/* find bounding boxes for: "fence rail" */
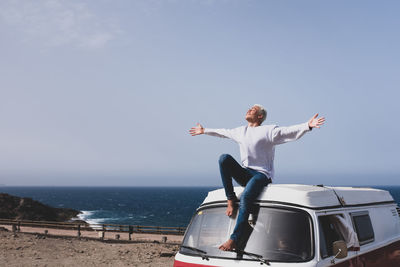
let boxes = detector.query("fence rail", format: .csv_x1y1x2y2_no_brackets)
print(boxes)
0,218,186,237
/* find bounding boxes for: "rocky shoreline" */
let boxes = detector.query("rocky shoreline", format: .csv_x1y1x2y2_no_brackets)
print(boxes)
0,193,80,222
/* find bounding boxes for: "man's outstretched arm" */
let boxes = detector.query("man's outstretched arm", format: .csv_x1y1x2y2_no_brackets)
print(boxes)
189,123,239,140
271,113,326,145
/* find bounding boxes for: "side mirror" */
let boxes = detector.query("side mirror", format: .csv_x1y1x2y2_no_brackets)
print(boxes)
331,240,348,264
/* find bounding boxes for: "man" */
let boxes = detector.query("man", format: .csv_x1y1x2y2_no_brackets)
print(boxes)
189,104,325,251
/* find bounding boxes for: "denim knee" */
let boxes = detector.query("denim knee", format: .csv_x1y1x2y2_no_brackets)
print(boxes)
218,154,233,166
241,192,255,205
241,174,268,203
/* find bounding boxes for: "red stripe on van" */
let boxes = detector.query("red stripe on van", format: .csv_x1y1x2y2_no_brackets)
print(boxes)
173,260,217,267
333,240,400,267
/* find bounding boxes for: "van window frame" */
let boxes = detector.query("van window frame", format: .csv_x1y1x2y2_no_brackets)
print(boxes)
350,211,374,246
181,204,315,263
256,204,316,263
317,213,346,259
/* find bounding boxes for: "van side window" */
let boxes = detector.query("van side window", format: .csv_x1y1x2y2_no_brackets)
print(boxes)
318,215,345,258
351,212,374,245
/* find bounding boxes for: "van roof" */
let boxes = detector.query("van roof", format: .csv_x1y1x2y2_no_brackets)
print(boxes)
201,184,394,209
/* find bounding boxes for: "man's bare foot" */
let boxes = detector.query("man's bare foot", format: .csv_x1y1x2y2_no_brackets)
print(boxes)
226,199,237,217
219,239,236,251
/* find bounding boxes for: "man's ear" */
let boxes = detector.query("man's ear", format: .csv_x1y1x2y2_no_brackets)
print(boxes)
257,115,263,124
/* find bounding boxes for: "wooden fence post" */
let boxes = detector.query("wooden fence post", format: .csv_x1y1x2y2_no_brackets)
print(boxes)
17,221,21,232
77,224,81,238
101,224,105,240
12,224,16,236
128,226,133,241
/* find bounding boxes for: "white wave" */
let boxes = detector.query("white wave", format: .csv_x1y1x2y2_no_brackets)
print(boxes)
85,218,106,229
76,210,95,221
73,210,135,229
72,210,102,228
85,216,123,228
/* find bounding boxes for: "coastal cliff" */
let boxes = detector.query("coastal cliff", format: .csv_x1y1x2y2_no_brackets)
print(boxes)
0,193,79,221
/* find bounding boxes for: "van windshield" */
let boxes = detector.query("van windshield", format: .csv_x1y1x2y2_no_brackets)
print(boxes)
181,206,313,262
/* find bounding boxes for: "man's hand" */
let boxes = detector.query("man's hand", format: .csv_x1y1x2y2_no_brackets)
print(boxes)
308,114,325,129
189,123,204,136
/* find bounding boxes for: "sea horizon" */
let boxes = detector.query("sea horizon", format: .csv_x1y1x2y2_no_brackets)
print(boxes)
1,172,398,187
1,184,400,187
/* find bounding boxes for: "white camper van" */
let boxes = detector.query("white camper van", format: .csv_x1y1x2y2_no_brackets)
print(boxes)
174,184,400,267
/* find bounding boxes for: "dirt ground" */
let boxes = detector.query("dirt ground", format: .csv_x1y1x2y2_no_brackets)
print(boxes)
0,228,180,267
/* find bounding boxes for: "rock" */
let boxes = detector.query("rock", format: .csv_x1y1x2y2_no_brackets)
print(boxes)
0,193,79,222
160,252,175,257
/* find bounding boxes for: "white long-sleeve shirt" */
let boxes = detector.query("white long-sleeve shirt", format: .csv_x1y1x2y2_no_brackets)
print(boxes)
204,122,311,179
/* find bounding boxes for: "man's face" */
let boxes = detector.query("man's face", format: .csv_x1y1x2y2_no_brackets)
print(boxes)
245,106,261,122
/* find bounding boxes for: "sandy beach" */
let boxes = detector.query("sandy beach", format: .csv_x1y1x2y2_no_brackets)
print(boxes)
0,226,181,267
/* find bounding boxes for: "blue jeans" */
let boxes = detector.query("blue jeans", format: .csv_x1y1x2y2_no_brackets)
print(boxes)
219,154,271,244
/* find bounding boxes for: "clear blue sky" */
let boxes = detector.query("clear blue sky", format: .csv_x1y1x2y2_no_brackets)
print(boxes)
0,0,399,186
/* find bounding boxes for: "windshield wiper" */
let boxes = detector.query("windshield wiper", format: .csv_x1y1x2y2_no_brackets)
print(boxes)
234,249,270,265
180,245,209,261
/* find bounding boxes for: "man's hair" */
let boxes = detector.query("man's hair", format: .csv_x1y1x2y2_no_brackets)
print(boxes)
254,104,267,124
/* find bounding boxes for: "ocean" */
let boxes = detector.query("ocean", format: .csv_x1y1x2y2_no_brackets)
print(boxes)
0,186,217,227
1,186,400,227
